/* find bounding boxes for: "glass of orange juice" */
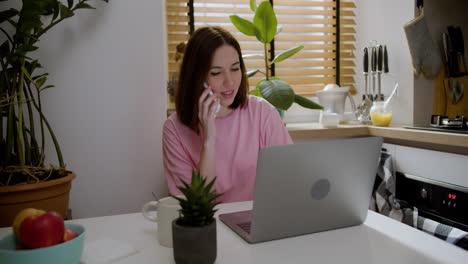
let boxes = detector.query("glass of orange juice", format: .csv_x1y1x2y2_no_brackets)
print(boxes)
370,101,392,126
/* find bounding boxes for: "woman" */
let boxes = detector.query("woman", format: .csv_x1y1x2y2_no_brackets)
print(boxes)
163,26,292,203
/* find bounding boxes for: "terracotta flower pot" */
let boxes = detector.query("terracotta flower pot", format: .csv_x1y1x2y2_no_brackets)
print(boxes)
0,172,76,227
172,218,217,264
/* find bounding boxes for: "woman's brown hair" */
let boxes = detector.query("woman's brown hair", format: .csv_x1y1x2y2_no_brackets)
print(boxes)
175,26,249,133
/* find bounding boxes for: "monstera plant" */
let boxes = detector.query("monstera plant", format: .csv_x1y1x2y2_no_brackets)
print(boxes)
230,0,323,111
0,0,108,227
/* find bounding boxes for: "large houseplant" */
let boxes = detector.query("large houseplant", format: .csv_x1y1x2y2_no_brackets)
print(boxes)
230,0,323,111
0,0,108,227
172,170,223,264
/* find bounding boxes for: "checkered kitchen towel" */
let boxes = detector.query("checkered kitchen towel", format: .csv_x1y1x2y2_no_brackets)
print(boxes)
369,150,468,248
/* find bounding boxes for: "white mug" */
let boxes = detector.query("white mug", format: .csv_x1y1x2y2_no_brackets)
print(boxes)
142,196,181,247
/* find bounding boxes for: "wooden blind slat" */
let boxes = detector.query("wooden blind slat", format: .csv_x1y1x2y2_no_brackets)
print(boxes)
168,42,355,52
275,68,355,76
248,76,355,86
170,0,355,8
193,7,353,17
199,25,354,34
168,60,357,69
274,34,355,42
167,15,190,23
168,25,190,32
195,16,355,26
167,6,189,13
243,60,355,68
243,51,355,60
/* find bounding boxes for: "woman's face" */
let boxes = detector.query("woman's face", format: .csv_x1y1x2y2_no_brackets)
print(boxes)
205,44,242,108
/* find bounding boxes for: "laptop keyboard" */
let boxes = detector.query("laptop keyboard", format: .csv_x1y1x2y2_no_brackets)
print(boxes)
237,222,251,233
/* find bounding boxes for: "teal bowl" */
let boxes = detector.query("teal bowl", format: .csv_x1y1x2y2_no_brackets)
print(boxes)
0,223,85,264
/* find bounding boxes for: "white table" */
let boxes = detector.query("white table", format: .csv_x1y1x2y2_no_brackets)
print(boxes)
1,201,467,263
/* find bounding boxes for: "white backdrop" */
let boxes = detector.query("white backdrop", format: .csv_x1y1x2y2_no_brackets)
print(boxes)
32,0,168,218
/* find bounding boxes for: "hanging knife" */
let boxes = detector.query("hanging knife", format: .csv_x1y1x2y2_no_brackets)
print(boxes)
363,47,369,100
371,47,377,100
377,45,383,101
383,45,389,74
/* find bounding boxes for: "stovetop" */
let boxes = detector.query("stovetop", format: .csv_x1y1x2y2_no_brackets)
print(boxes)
404,115,468,134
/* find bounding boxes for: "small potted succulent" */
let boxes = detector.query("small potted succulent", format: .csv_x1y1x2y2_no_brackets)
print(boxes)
171,169,223,264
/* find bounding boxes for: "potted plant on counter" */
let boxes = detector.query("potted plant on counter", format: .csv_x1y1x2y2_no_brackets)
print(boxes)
0,0,108,227
172,170,223,264
229,0,323,113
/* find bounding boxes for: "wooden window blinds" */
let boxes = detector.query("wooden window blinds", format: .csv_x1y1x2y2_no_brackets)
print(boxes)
166,0,356,105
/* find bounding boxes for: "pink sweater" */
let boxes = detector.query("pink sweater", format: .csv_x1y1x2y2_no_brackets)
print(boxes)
163,96,293,203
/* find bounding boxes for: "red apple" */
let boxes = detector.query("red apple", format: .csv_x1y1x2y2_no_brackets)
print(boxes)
12,208,46,238
63,227,78,242
18,211,65,249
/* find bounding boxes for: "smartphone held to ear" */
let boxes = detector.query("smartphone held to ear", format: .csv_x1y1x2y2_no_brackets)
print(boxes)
204,82,221,117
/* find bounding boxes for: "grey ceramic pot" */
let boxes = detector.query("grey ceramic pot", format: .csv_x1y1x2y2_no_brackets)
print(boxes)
172,218,217,264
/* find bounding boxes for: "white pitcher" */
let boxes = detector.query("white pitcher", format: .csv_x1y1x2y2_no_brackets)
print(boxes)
316,84,356,122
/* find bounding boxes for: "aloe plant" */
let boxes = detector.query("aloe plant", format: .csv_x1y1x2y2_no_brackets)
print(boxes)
172,170,223,227
230,0,323,111
0,0,108,185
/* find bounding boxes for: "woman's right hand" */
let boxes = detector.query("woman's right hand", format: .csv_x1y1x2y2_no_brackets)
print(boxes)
198,86,219,144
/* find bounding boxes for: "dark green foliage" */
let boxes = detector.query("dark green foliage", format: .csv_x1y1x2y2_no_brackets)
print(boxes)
173,170,223,227
0,0,108,185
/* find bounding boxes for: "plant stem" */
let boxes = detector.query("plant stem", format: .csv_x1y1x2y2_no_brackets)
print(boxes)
5,104,15,165
24,83,41,166
264,43,270,80
26,82,45,166
17,60,25,166
28,88,64,168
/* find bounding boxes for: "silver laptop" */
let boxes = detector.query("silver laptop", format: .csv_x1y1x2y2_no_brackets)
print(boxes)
219,136,383,243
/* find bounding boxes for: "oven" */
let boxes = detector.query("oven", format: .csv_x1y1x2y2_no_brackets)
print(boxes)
396,172,468,231
385,144,468,232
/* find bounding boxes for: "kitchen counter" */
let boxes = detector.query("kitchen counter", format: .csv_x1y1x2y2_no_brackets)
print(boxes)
287,123,468,154
1,201,466,263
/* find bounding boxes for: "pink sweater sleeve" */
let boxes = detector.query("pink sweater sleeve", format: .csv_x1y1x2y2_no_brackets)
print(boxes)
162,118,194,196
260,104,293,147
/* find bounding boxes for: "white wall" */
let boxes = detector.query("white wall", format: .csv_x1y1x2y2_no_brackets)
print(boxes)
354,0,414,125
35,0,168,218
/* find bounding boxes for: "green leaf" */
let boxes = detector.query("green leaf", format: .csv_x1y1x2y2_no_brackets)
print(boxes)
246,69,260,77
249,89,262,97
253,1,277,43
0,9,19,24
249,0,257,12
67,0,74,8
36,76,47,88
259,79,295,110
293,94,323,110
53,1,60,20
271,45,303,65
75,2,96,9
59,3,74,19
39,85,55,92
229,15,257,37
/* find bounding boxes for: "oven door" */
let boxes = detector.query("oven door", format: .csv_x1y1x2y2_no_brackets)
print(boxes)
396,171,468,231
385,144,468,231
